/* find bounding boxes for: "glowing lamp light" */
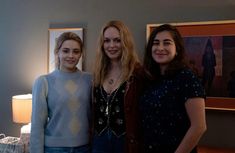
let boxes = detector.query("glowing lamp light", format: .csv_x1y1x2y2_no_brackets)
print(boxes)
12,94,32,124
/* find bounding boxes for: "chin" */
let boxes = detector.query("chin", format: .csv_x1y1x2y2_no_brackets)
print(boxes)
65,65,76,70
109,55,121,60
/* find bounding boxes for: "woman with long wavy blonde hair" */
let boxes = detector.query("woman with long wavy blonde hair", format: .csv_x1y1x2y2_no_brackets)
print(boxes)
92,20,144,153
93,20,139,86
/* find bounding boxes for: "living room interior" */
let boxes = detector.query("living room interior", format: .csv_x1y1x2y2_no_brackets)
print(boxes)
1,0,235,152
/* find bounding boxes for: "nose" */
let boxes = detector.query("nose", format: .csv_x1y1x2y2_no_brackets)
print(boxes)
110,40,115,47
68,51,74,57
157,42,164,51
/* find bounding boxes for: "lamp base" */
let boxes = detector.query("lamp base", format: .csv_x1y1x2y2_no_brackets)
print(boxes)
19,123,31,153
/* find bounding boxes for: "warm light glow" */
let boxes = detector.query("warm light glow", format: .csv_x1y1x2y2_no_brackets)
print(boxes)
12,94,32,123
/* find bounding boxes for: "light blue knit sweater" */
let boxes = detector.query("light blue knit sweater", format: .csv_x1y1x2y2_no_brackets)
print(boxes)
30,69,92,153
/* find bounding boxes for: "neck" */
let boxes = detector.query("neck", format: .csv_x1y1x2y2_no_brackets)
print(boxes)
109,60,121,70
60,67,78,73
160,64,168,75
102,62,122,94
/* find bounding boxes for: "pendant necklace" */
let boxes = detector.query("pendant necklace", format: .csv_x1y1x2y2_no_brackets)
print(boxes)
108,79,114,85
108,72,121,86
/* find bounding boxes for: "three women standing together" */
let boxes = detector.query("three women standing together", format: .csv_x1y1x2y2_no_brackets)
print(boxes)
30,21,206,153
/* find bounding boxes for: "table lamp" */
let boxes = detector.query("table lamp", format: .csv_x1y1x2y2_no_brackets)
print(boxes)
12,94,32,124
12,94,32,151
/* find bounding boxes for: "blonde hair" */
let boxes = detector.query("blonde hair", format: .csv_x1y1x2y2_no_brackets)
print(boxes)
54,32,83,69
93,20,139,86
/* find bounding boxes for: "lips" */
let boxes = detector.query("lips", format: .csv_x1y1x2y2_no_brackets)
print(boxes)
108,50,119,54
66,60,76,64
156,53,167,55
155,52,167,57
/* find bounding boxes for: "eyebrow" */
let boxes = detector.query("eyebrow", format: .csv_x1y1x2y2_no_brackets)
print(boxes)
62,47,80,50
104,37,120,39
153,39,174,42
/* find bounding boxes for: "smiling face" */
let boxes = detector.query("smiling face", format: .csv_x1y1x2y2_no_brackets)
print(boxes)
103,26,122,61
151,31,177,70
58,40,82,72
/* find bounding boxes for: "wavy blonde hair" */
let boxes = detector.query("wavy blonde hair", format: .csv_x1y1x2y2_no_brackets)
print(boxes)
54,32,83,69
93,20,139,86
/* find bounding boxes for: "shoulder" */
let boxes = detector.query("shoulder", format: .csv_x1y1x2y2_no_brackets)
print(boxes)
171,68,203,89
132,63,152,83
81,71,92,76
80,71,93,83
132,63,145,79
81,71,92,79
177,68,205,96
42,70,59,80
174,68,201,85
178,67,198,80
36,71,59,83
34,74,48,84
33,74,49,91
175,69,203,94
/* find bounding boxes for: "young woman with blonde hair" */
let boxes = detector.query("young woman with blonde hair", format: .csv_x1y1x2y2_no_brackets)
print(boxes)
30,32,92,153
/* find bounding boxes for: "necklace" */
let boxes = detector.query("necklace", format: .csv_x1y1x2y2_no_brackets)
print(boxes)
100,85,121,116
108,79,114,85
106,72,122,93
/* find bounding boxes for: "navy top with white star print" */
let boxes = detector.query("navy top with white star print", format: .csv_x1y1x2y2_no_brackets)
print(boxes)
140,68,205,153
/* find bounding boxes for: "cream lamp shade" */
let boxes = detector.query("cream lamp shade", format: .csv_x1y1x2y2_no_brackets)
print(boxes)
12,94,32,123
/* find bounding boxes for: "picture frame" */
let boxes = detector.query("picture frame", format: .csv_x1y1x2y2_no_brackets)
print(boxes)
48,28,83,73
146,20,235,111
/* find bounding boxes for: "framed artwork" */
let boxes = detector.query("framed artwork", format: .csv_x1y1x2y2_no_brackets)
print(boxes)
48,28,83,73
146,20,235,111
